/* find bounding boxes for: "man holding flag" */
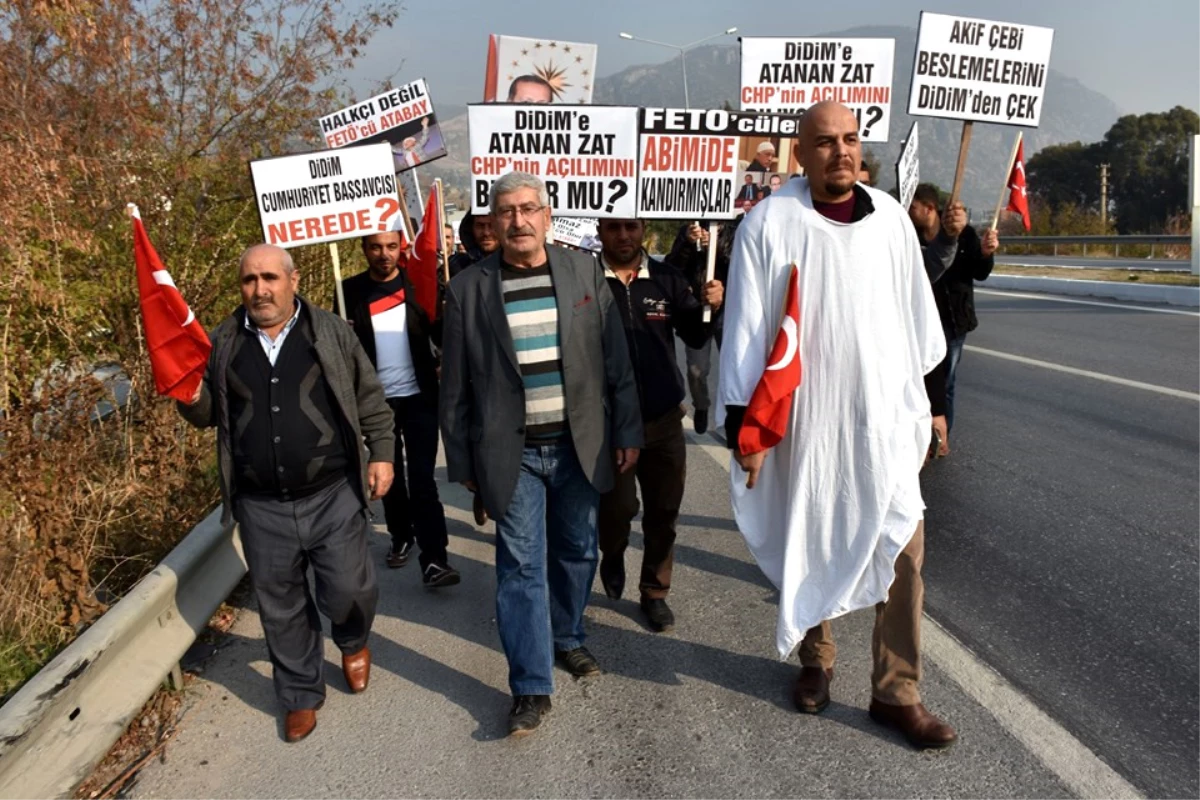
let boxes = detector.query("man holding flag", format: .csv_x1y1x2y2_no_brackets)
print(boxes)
718,102,954,749
177,243,395,743
908,183,999,434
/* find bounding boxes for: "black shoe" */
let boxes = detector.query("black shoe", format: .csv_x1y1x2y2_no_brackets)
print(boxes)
599,557,625,600
422,562,461,588
555,646,601,677
640,598,675,632
694,408,709,435
508,694,551,737
472,492,489,526
386,541,412,569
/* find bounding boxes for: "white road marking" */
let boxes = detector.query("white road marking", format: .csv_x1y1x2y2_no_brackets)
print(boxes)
686,425,1143,800
976,288,1200,317
965,345,1200,401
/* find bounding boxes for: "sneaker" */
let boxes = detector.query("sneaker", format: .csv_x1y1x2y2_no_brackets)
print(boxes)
422,561,461,588
640,598,675,632
386,541,412,569
472,492,489,526
554,646,601,677
508,694,551,737
693,408,709,435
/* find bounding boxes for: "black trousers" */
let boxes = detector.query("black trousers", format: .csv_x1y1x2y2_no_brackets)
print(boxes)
234,477,377,711
382,393,449,568
598,407,687,600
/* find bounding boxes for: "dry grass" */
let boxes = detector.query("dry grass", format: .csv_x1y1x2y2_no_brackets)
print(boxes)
0,362,219,702
994,264,1199,286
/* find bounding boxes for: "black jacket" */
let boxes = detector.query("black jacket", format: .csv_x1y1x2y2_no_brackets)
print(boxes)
337,268,442,400
922,224,994,339
449,211,492,278
604,254,712,422
664,217,739,309
176,297,395,525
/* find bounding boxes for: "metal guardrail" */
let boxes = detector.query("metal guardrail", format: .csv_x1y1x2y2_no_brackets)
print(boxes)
999,234,1190,258
0,509,245,799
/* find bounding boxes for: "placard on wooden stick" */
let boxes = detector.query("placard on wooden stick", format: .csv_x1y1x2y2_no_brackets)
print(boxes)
906,11,1054,208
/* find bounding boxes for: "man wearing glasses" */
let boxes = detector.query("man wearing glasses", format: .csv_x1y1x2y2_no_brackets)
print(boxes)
439,172,641,737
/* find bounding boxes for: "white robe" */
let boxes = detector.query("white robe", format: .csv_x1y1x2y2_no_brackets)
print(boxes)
716,177,946,659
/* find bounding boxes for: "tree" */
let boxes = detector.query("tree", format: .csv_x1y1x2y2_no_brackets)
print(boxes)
1101,106,1199,233
0,0,400,696
1026,141,1103,211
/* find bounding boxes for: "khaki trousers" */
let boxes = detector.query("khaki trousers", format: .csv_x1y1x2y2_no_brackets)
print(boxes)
797,521,925,706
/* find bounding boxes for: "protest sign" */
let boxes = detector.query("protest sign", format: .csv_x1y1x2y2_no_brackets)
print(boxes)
318,78,447,171
483,35,599,103
740,37,895,140
639,108,804,219
249,142,403,248
468,104,639,217
907,12,1054,127
895,121,920,211
551,217,601,252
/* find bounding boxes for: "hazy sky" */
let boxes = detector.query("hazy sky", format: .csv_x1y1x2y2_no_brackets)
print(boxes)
346,0,1198,120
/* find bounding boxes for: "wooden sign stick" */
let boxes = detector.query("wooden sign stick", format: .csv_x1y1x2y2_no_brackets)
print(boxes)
947,121,974,210
329,243,347,321
702,222,719,324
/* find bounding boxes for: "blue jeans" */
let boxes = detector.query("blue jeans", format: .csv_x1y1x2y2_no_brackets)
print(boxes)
944,332,967,431
494,439,600,696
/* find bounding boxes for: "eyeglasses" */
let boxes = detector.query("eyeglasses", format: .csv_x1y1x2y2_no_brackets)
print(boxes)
494,203,545,221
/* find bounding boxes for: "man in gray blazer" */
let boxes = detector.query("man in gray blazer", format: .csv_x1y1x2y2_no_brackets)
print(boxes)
440,172,642,737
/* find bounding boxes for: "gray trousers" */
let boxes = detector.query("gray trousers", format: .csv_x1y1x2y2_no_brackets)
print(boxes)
234,477,378,711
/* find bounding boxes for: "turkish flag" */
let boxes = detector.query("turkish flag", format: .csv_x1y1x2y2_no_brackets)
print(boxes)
131,204,211,402
406,185,443,321
1006,140,1031,231
738,264,802,455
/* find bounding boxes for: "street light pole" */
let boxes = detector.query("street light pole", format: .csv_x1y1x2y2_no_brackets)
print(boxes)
618,27,737,110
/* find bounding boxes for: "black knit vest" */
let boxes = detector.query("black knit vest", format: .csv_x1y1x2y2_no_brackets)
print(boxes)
227,316,351,497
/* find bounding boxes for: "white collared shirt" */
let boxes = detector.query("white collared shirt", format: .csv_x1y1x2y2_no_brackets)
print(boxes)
601,251,649,284
244,300,301,367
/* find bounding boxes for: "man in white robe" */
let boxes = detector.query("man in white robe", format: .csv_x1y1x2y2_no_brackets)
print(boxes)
717,102,955,749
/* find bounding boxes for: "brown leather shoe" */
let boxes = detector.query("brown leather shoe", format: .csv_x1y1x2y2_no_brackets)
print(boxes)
792,666,833,714
284,709,317,743
342,647,371,694
868,699,957,749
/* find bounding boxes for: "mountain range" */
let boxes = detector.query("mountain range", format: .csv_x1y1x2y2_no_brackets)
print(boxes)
421,25,1123,219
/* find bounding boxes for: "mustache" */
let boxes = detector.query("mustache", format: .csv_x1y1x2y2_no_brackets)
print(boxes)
506,224,535,237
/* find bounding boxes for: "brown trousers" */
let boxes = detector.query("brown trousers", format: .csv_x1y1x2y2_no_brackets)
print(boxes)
598,407,687,600
797,521,925,706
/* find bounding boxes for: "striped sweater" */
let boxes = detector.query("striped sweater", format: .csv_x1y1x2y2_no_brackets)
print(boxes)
501,262,566,440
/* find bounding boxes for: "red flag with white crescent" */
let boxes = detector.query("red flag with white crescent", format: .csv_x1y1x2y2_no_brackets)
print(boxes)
130,204,212,402
1006,140,1031,231
738,264,801,455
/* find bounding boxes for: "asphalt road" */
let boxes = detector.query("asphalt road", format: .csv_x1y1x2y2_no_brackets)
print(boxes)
920,292,1199,799
129,288,1196,799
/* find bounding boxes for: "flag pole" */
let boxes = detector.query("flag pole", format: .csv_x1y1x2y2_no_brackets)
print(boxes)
702,222,719,324
990,131,1024,232
329,243,347,321
434,177,449,284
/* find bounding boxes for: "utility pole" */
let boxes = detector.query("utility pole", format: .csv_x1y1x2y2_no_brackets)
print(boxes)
1100,162,1110,230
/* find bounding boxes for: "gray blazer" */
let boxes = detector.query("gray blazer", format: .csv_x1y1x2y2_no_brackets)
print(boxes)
440,244,642,518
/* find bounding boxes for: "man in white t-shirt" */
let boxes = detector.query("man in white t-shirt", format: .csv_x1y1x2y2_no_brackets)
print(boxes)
338,231,460,587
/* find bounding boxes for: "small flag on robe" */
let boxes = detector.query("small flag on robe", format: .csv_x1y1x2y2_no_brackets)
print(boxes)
130,204,211,402
738,264,802,455
1006,140,1031,231
406,185,443,321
